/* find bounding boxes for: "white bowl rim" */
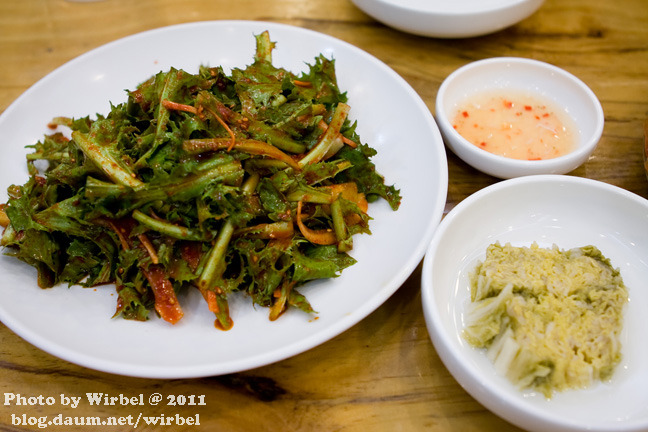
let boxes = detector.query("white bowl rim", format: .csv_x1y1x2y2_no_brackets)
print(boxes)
435,57,604,174
358,0,541,17
422,174,648,432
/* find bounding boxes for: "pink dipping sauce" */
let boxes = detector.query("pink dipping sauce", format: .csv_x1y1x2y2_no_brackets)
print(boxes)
452,91,577,161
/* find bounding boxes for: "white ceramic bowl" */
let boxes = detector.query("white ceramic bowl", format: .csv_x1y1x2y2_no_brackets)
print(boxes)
350,0,545,38
421,175,648,432
435,57,604,179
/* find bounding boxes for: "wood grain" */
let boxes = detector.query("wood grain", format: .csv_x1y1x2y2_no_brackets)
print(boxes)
1,0,647,430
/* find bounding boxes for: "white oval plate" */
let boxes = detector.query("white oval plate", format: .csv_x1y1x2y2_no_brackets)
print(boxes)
422,175,648,432
0,21,448,378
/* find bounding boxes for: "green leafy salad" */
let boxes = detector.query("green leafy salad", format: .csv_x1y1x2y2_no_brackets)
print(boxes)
0,31,400,330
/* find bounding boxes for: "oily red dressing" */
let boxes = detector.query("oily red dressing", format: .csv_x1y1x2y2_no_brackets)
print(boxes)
452,91,577,161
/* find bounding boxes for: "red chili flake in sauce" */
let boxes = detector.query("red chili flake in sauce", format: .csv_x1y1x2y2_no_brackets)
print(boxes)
452,91,577,161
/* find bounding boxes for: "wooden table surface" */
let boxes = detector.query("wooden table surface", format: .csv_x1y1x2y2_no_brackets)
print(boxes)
1,1,647,431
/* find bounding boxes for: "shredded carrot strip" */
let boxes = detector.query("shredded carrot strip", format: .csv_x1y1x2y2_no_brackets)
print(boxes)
142,265,184,324
204,106,236,151
341,136,358,148
317,119,357,148
293,80,312,87
161,99,198,114
137,233,159,264
201,289,220,313
296,201,336,245
107,220,131,250
317,119,327,132
184,137,301,170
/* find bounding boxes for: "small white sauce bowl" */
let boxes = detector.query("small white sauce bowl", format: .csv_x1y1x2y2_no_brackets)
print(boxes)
435,57,604,179
350,0,545,39
421,175,648,432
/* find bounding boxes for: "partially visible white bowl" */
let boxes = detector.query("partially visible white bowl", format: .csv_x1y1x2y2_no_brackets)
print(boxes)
435,57,604,179
421,175,648,432
350,0,545,38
